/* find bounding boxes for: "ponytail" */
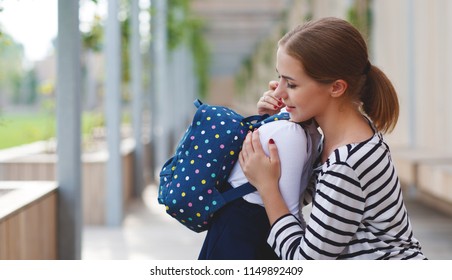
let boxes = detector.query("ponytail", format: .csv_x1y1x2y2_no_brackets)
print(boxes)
361,65,399,134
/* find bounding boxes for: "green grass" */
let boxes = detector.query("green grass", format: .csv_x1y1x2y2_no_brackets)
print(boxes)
0,112,109,150
0,113,54,149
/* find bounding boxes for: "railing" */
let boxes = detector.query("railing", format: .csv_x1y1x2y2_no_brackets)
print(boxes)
0,139,137,225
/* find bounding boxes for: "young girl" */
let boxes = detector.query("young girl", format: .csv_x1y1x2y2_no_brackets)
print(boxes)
198,97,321,260
239,17,427,260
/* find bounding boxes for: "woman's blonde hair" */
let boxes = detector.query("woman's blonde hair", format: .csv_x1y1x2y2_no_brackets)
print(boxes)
279,17,399,133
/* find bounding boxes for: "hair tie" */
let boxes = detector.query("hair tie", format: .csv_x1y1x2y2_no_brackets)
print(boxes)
363,60,371,75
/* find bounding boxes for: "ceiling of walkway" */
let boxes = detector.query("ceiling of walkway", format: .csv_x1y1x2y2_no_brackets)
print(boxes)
191,0,291,77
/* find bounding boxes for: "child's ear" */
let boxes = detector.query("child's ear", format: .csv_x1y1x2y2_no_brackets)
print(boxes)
330,79,348,98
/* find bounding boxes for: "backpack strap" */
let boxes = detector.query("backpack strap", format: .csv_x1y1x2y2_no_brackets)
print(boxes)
251,112,290,129
221,182,257,204
242,114,270,124
194,99,290,129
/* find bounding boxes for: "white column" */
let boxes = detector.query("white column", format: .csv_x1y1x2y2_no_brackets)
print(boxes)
130,0,144,195
149,1,157,182
57,0,82,259
182,45,197,129
171,46,185,137
153,0,170,174
446,0,452,152
105,0,123,226
186,46,197,119
406,0,417,148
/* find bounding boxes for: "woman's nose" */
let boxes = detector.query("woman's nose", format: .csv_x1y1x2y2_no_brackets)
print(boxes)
273,82,285,99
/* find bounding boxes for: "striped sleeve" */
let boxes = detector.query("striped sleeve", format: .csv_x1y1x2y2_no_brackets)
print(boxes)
268,162,365,259
267,214,307,259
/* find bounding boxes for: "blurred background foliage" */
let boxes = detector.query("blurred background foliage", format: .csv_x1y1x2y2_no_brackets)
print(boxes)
0,0,209,149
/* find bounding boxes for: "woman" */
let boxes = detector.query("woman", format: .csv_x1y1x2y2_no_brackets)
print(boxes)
239,17,427,260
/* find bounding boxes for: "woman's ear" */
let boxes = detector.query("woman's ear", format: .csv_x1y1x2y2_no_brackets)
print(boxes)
330,79,348,98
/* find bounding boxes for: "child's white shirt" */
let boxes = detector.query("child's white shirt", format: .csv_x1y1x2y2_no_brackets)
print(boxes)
228,119,311,216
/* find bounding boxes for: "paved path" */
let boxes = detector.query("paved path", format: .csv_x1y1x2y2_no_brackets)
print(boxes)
82,185,205,260
82,186,452,260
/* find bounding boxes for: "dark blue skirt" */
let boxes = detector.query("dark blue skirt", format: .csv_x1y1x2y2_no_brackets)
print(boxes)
198,197,279,260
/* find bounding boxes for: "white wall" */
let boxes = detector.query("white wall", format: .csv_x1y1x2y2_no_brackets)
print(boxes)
373,0,452,153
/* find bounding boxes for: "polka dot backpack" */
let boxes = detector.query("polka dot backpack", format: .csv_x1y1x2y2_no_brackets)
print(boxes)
158,99,289,232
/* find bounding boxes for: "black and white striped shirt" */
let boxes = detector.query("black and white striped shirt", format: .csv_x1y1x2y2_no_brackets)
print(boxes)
268,132,427,260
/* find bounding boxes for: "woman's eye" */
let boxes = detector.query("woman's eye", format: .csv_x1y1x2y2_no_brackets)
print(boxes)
277,74,296,88
287,82,296,89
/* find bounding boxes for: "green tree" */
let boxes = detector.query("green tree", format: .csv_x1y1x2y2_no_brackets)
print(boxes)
347,0,373,42
167,0,210,98
0,32,25,109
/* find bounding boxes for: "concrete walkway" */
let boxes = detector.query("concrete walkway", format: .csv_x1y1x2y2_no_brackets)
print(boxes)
82,185,206,260
82,185,452,260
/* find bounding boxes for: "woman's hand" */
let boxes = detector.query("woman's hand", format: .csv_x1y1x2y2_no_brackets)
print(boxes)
239,130,290,224
257,81,285,115
239,130,281,192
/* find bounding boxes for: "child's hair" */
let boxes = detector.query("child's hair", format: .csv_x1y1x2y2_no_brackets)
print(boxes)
278,17,399,133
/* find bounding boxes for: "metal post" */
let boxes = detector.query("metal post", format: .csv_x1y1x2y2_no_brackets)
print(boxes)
57,0,82,259
130,0,144,195
105,0,123,226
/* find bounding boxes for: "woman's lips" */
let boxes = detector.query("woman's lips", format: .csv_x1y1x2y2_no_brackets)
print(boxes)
285,105,295,112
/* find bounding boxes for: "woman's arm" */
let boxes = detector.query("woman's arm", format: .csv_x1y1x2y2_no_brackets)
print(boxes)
269,162,365,260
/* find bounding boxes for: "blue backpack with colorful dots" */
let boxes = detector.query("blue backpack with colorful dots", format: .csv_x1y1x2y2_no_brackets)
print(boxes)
158,99,289,232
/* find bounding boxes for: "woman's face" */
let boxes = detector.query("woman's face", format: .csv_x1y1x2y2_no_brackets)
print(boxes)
274,46,332,123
